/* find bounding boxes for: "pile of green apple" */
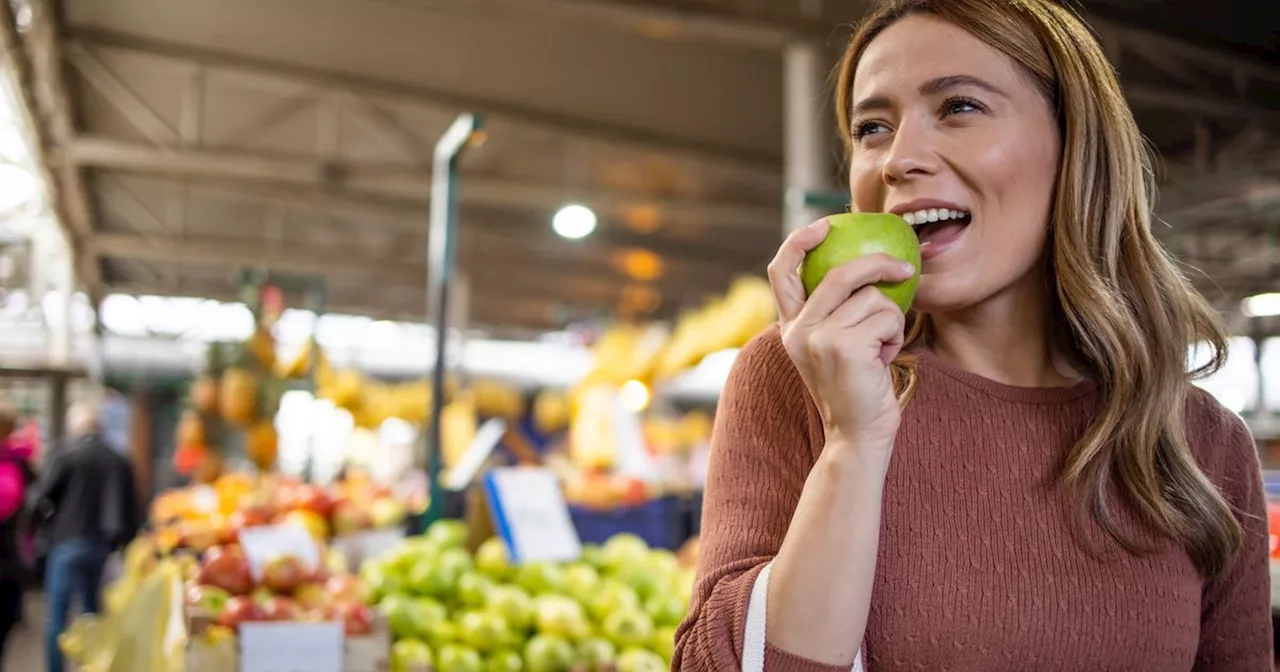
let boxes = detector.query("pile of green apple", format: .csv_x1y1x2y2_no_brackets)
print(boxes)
360,520,695,672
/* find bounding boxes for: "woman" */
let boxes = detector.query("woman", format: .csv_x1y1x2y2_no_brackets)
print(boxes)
673,0,1271,670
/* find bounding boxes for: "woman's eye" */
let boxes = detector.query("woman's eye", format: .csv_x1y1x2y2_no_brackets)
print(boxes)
853,121,888,139
942,97,982,116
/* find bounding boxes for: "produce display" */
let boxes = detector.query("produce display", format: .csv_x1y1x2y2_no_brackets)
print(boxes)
362,520,697,672
150,472,410,553
183,542,376,637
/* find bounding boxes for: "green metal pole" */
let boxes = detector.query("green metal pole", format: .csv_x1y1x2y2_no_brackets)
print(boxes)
422,113,485,530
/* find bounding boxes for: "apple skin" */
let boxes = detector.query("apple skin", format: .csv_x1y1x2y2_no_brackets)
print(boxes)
325,574,365,603
198,545,254,596
261,554,312,595
290,485,334,519
185,583,231,613
328,600,374,636
799,212,921,313
261,596,303,621
218,596,266,629
294,582,333,611
329,499,371,536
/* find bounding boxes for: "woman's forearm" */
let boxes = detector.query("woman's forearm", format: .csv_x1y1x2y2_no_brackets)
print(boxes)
766,442,891,666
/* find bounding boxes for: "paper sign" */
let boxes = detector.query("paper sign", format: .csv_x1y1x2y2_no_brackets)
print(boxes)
239,622,343,672
443,417,507,491
484,467,582,564
238,524,321,581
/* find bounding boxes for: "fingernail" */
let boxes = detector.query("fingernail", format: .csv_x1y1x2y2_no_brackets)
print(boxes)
899,261,915,274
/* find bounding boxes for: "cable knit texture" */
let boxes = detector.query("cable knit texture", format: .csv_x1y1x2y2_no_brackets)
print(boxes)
673,326,1272,671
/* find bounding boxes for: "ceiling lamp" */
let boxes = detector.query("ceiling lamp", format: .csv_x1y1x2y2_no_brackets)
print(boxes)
1242,293,1280,318
552,204,597,239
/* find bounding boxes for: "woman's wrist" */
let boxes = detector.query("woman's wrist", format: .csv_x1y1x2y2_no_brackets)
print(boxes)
818,438,893,482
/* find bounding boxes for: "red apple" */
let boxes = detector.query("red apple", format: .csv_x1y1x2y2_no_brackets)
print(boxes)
291,485,333,519
324,574,363,602
218,596,266,629
329,500,370,536
329,600,374,636
228,504,275,533
261,596,302,621
198,545,254,596
261,554,312,595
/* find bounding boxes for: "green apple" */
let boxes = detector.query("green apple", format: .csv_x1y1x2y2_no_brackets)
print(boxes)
534,595,590,640
615,648,667,672
436,644,484,672
486,585,536,631
523,635,576,672
799,212,921,313
577,637,617,668
391,639,434,672
485,649,525,672
457,572,496,609
650,625,677,663
475,538,512,580
561,563,601,603
601,608,654,649
458,610,512,653
425,519,470,549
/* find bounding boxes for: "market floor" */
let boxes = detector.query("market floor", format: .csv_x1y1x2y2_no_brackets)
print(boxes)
6,591,46,671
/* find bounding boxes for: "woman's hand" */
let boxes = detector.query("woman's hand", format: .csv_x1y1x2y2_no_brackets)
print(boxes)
767,218,913,455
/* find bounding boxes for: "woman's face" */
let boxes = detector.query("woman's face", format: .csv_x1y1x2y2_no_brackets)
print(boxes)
847,14,1061,314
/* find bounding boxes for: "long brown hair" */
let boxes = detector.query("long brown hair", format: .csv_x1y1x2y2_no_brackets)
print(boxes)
836,0,1240,577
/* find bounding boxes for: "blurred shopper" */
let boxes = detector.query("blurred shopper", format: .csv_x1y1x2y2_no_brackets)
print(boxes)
0,405,34,670
32,402,140,672
675,0,1271,670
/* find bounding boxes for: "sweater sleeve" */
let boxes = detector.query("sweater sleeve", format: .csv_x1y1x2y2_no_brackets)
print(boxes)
1193,404,1273,671
672,327,848,672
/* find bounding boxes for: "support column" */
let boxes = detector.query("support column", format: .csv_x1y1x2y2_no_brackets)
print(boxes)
783,40,830,237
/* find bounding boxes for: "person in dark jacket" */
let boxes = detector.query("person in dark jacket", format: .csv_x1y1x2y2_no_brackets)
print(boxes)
31,401,140,672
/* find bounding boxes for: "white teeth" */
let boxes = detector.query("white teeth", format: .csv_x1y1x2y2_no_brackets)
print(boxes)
900,208,971,227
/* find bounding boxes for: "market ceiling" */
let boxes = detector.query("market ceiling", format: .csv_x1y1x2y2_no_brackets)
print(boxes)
2,0,1278,334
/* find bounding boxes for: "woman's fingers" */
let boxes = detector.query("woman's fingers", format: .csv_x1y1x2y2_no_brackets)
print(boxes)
768,218,832,323
859,309,908,365
826,285,903,329
796,254,914,327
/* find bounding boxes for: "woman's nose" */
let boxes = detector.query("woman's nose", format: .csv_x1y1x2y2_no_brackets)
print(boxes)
883,123,940,185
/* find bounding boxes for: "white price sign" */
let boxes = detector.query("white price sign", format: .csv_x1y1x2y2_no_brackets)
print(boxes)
238,524,321,581
484,467,582,564
240,622,343,672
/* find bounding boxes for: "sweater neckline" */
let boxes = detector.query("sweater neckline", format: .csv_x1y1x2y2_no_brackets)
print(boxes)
914,348,1097,404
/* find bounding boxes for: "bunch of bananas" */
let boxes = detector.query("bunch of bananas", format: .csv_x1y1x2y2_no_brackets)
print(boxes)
652,276,775,380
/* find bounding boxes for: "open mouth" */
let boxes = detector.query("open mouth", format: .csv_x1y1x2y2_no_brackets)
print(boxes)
901,208,971,246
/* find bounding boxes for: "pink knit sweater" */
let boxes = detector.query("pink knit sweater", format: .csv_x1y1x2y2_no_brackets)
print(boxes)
674,326,1272,671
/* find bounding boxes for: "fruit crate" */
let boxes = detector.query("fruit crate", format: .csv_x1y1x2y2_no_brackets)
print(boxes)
568,495,689,550
184,609,391,672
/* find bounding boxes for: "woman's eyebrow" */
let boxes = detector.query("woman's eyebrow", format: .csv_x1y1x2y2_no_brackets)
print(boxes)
851,74,1010,116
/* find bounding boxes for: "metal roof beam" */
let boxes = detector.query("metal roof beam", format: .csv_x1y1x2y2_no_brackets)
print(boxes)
62,136,781,231
67,27,781,174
